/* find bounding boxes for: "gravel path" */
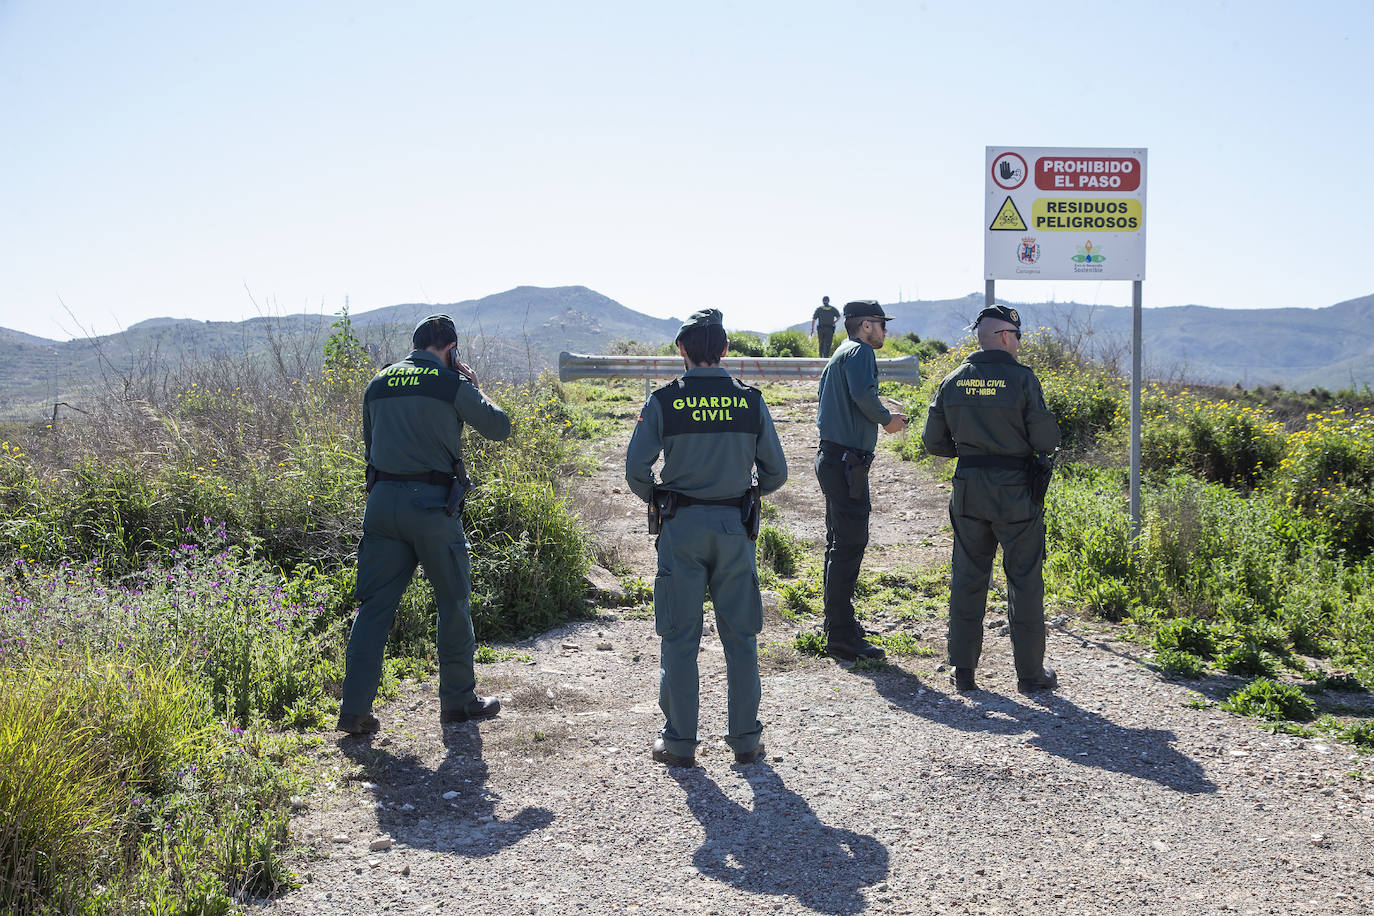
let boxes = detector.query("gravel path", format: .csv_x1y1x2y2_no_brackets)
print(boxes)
253,385,1374,916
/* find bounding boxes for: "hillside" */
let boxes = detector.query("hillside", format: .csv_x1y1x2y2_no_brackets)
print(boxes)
815,293,1374,390
2,286,1371,422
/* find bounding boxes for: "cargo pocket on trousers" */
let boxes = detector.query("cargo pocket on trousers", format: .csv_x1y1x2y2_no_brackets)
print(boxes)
653,570,674,638
748,572,764,634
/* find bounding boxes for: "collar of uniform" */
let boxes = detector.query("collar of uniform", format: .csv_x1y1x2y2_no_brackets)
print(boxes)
409,349,444,368
970,349,1019,365
683,366,730,377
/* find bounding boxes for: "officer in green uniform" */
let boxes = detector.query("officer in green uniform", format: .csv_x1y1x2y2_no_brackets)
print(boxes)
626,309,788,767
337,315,512,735
921,305,1061,693
810,295,842,358
815,300,908,661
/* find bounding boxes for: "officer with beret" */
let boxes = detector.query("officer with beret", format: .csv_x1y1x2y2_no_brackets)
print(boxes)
338,315,512,735
815,300,908,661
626,309,788,767
921,305,1061,693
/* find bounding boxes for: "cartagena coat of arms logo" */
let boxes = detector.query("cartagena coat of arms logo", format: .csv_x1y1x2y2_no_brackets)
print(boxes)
1017,237,1040,264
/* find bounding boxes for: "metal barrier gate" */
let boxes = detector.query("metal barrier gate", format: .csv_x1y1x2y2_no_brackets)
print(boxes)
558,351,920,399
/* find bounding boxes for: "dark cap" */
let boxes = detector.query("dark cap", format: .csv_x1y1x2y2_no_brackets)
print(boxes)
412,314,457,349
973,305,1021,329
843,300,895,321
675,308,724,341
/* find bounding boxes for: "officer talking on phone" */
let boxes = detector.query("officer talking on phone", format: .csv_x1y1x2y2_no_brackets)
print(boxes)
338,314,512,735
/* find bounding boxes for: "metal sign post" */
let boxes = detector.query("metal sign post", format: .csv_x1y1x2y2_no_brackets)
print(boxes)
985,145,1148,537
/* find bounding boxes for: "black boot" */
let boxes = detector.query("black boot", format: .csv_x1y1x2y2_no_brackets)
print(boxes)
825,630,886,662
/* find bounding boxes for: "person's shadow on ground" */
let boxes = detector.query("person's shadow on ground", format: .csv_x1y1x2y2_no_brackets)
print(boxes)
337,722,554,857
672,764,889,915
857,665,1218,794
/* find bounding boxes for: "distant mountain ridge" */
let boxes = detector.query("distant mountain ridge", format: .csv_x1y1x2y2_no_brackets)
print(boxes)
1,286,1370,422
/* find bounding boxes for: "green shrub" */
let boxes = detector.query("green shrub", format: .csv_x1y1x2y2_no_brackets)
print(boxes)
1343,719,1374,750
1140,391,1286,492
1272,408,1374,554
1153,618,1218,657
757,524,804,577
0,657,290,912
765,330,816,359
779,581,817,618
1216,639,1280,678
727,332,766,357
1315,669,1365,692
1155,648,1207,678
1221,677,1316,721
793,631,826,657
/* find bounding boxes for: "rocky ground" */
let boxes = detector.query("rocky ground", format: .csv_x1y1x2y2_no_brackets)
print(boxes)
252,383,1374,916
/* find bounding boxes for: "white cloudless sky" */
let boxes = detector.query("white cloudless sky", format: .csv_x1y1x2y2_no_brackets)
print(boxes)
2,0,1370,339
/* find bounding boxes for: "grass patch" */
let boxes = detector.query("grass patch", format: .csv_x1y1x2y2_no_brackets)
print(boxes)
474,645,533,664
868,632,935,658
792,631,827,658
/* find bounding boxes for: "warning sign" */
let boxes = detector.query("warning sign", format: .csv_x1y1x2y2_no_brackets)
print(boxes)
989,196,1026,231
1035,156,1141,191
1031,198,1142,231
985,145,1147,281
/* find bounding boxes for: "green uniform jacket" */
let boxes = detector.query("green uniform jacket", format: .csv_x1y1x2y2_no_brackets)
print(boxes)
816,337,892,453
812,304,841,328
363,350,511,472
921,349,1060,461
625,367,788,503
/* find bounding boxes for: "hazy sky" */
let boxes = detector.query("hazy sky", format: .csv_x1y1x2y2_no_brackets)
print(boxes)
2,1,1369,340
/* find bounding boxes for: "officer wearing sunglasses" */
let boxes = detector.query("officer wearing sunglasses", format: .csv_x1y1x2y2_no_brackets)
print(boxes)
921,305,1061,694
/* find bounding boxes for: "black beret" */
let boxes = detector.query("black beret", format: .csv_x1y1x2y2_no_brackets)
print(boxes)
973,305,1021,328
842,300,895,321
675,308,724,341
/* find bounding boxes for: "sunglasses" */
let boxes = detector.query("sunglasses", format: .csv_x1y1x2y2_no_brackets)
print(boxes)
995,328,1021,340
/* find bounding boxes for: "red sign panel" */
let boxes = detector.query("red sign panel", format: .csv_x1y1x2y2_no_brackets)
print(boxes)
1035,156,1141,191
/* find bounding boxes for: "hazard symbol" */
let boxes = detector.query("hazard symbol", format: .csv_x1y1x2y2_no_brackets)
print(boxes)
989,196,1027,231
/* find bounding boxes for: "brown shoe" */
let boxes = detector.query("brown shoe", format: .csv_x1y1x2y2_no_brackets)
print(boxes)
337,713,380,735
733,741,767,765
1017,667,1059,693
652,737,696,768
440,696,501,724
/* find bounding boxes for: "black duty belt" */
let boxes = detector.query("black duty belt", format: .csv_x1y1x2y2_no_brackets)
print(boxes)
373,468,452,486
675,493,748,508
956,454,1030,471
818,440,873,460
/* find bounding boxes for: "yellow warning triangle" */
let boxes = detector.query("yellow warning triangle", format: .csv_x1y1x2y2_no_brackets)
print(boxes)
989,196,1026,231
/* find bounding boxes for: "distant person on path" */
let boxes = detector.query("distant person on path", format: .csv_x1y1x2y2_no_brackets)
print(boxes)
807,299,840,359
810,295,842,358
338,315,512,735
625,308,788,768
920,305,1061,694
815,300,907,661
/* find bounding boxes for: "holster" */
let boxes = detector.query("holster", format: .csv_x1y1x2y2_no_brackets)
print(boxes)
648,488,678,534
365,464,378,493
740,483,762,541
1029,451,1055,506
445,459,474,518
841,449,874,500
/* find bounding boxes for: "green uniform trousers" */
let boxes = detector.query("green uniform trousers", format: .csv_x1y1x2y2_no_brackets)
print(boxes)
947,471,1047,680
654,505,764,758
341,481,477,716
